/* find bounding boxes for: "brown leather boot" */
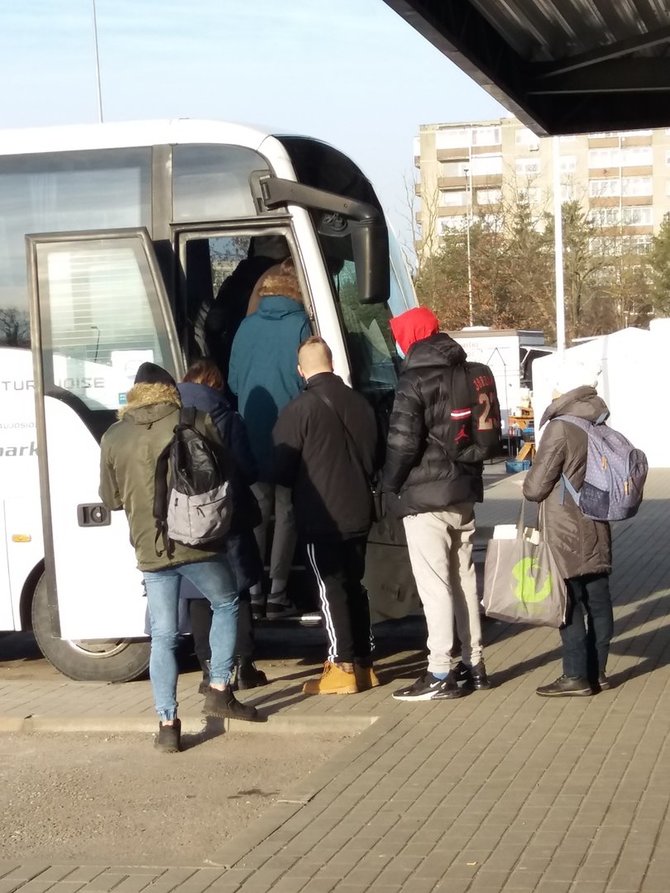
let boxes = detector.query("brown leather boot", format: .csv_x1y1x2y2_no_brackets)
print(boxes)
303,661,358,695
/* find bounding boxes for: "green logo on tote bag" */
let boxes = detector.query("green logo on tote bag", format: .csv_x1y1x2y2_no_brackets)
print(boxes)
512,557,552,603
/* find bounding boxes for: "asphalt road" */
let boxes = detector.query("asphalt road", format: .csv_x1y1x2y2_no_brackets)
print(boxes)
0,729,339,865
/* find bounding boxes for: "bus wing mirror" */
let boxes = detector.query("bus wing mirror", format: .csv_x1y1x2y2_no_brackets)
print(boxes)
351,218,390,305
258,176,390,304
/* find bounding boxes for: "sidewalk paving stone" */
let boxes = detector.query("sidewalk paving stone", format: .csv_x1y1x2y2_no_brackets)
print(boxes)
1,471,669,891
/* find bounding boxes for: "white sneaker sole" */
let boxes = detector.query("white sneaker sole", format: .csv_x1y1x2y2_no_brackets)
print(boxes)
392,689,444,701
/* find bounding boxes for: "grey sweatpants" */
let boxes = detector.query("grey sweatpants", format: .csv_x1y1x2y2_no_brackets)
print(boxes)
251,482,297,584
403,503,483,675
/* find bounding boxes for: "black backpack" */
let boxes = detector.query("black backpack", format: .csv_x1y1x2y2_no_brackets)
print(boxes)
153,407,233,557
442,362,503,463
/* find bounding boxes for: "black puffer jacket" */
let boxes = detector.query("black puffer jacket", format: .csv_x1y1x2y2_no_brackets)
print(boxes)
382,333,483,517
523,386,612,579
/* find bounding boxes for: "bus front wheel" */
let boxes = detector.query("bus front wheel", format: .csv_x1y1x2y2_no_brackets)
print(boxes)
31,575,151,683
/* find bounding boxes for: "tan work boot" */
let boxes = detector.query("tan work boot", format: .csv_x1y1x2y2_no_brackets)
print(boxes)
354,662,381,691
303,661,358,695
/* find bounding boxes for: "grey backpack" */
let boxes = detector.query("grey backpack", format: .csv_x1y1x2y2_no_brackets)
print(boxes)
557,414,648,522
153,407,233,556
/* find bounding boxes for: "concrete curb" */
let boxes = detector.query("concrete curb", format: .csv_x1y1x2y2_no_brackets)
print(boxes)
0,712,378,736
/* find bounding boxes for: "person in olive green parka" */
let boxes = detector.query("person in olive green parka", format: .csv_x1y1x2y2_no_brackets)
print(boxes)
99,362,260,753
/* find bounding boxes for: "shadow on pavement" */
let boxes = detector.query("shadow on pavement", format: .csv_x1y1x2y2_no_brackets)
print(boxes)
180,715,227,751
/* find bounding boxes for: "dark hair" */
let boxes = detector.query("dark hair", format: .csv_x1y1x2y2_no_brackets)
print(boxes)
183,358,225,390
134,362,176,387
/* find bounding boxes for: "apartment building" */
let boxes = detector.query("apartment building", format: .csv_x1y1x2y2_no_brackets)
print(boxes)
414,116,670,257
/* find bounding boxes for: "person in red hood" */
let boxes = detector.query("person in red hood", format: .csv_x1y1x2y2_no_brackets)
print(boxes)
383,307,490,702
391,306,440,356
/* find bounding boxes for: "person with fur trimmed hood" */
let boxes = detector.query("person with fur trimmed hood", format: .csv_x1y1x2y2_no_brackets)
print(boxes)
99,362,260,753
523,363,613,697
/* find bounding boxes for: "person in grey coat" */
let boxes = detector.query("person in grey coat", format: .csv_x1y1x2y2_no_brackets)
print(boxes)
523,364,613,697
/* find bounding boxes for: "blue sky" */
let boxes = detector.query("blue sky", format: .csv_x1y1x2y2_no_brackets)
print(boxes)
0,0,507,244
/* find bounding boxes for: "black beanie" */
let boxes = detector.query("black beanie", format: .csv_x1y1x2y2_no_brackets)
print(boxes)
134,362,176,387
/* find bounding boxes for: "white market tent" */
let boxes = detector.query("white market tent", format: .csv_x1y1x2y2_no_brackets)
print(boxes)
531,318,670,468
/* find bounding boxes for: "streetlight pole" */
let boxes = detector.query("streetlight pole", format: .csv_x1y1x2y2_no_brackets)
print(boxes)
464,165,474,326
92,0,104,123
618,134,626,327
552,136,566,354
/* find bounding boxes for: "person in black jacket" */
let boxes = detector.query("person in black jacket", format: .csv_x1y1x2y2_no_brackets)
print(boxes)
383,307,490,702
273,336,380,695
178,359,268,692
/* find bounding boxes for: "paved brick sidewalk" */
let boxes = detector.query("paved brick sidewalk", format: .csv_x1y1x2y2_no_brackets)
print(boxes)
1,471,669,892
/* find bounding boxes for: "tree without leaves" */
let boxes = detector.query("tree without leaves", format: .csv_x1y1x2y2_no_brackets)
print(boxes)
0,308,30,347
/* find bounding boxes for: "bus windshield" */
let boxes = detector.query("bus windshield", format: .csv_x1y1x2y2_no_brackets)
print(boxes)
277,135,417,399
314,220,416,399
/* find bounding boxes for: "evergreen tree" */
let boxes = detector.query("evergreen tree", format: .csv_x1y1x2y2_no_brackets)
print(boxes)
414,194,657,341
649,212,670,318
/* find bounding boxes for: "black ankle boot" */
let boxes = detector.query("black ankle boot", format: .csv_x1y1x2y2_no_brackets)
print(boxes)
234,658,268,690
198,659,211,695
155,719,181,753
202,684,261,721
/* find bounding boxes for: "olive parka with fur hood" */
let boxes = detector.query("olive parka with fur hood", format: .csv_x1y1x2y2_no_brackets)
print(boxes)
99,381,225,572
522,385,612,580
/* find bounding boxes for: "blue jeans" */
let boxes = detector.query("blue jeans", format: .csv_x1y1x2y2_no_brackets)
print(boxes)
143,559,238,721
561,573,614,681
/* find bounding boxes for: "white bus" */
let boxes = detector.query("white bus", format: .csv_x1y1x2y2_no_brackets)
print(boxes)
0,118,418,682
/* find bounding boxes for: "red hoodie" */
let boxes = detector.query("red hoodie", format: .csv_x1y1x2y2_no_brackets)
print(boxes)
390,307,440,356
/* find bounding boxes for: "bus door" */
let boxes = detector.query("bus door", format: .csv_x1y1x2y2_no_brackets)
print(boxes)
171,223,307,373
26,228,182,641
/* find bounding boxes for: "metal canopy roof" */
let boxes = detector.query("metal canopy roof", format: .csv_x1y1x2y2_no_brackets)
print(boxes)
384,0,670,134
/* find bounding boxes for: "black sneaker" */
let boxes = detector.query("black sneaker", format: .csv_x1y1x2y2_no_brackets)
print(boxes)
470,661,492,690
265,594,298,620
597,672,611,691
202,684,261,721
453,661,491,690
453,661,473,688
392,672,465,702
234,659,269,691
536,675,593,697
250,596,266,621
155,719,181,753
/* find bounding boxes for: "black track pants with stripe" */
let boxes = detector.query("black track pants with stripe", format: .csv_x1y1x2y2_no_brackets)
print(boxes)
305,536,372,664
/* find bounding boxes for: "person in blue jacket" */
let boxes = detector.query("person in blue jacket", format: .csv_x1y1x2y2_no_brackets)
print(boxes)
178,359,267,691
228,258,311,620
